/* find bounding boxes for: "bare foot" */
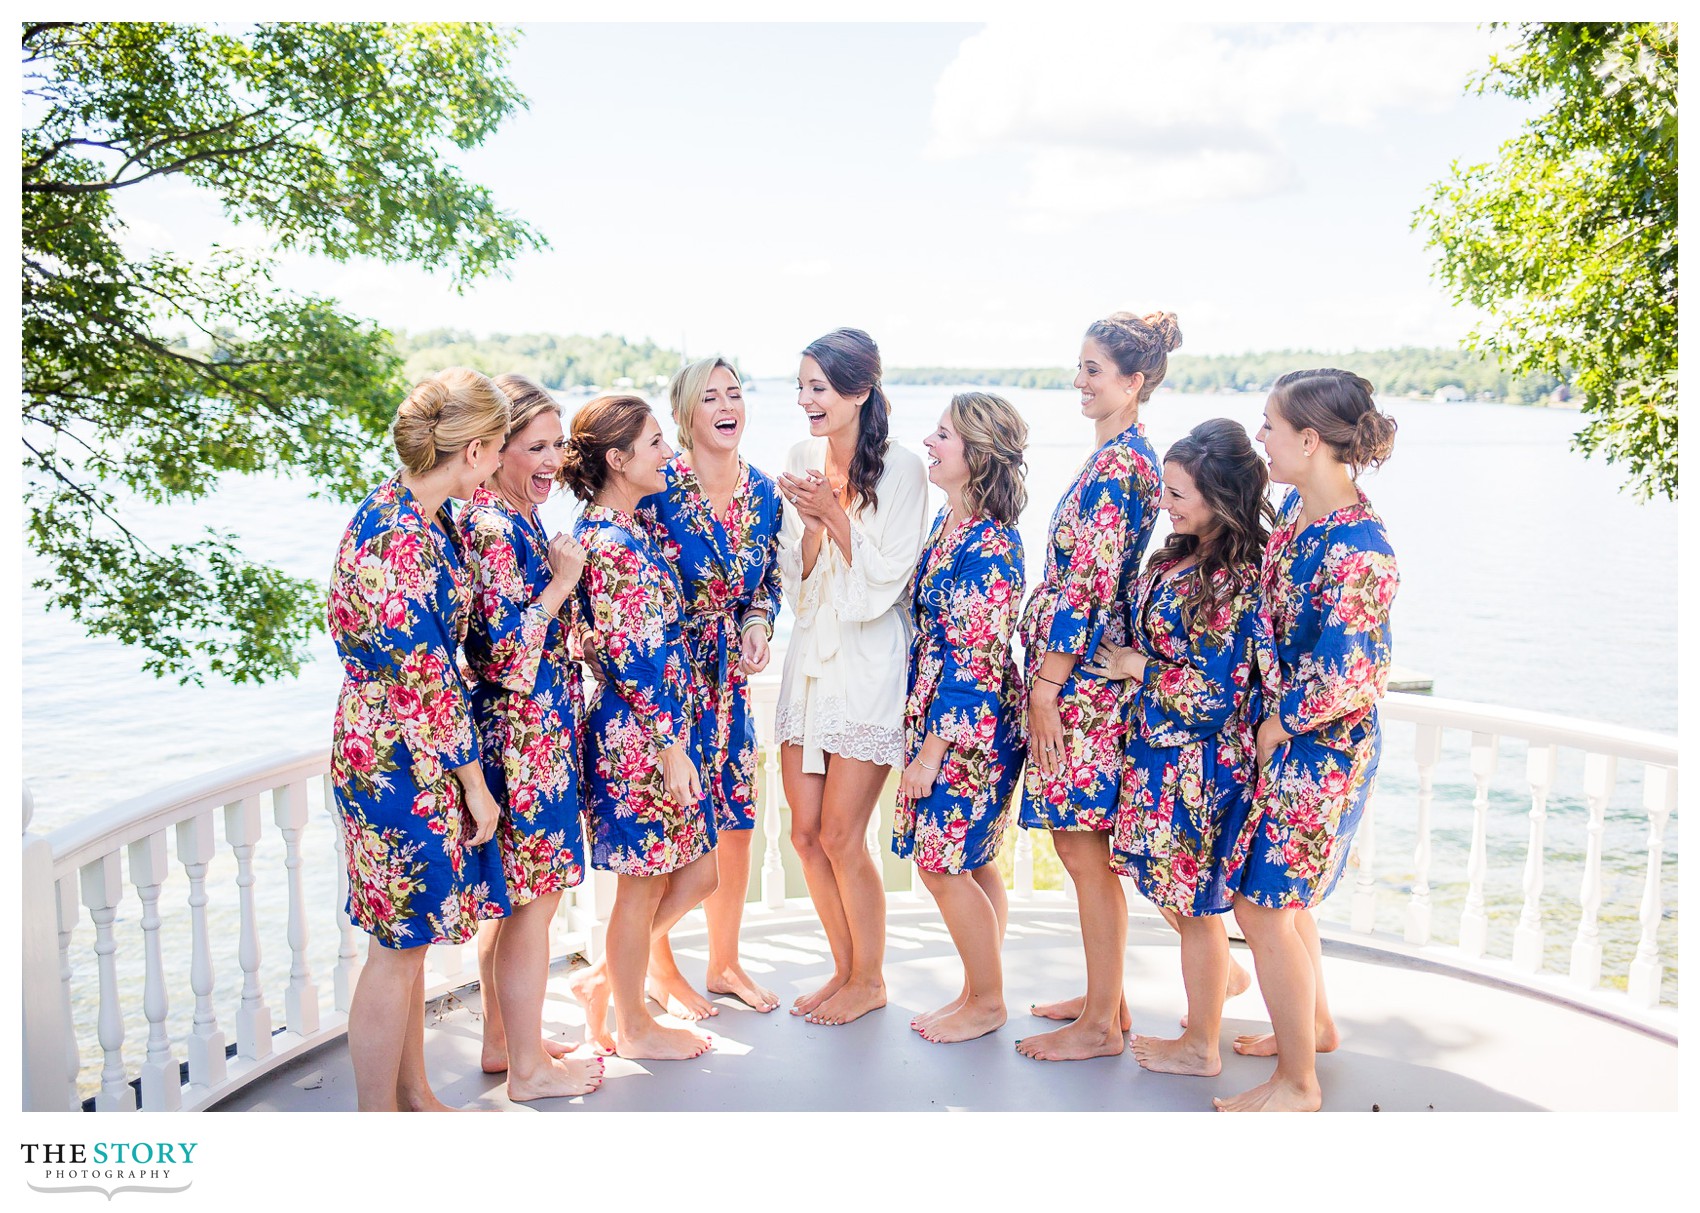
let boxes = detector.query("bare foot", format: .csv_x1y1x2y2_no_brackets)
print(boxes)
1031,994,1132,1031
706,963,779,1013
647,973,719,1021
913,988,968,1033
1014,1020,1125,1061
566,966,615,1053
506,1054,605,1101
1232,1019,1340,1057
481,1034,574,1074
615,1020,713,1061
919,1000,1006,1043
790,973,849,1017
805,980,887,1026
398,1089,475,1112
1213,1074,1322,1112
1131,1033,1221,1076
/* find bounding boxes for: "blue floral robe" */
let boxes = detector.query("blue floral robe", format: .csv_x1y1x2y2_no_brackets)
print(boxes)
574,504,717,876
1111,554,1262,916
458,485,587,908
1017,422,1162,831
1239,488,1399,909
893,510,1027,874
639,457,783,831
328,476,508,949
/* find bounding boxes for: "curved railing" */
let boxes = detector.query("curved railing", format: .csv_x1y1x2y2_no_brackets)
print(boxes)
21,686,1677,1112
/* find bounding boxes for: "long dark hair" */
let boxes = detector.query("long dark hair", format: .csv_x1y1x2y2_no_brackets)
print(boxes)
803,327,890,514
1147,418,1273,632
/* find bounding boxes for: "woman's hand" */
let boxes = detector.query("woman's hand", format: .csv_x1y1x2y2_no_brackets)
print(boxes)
739,623,771,674
1029,683,1066,778
1080,640,1146,682
897,755,941,802
1256,716,1292,769
459,773,501,848
575,624,608,687
778,470,841,535
546,533,587,591
658,743,703,808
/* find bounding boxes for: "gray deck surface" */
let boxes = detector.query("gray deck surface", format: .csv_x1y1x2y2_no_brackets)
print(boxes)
215,904,1675,1113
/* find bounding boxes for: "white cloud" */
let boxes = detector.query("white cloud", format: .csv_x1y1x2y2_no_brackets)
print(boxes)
930,21,1503,222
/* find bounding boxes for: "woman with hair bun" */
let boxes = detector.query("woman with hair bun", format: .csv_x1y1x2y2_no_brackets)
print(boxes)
1016,311,1177,1063
897,392,1029,1044
640,357,786,1017
775,327,928,1026
1083,418,1270,1079
458,373,603,1100
1217,368,1399,1113
328,366,512,1111
560,394,718,1062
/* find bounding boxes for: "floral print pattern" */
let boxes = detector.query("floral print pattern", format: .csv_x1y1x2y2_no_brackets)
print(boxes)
1238,488,1399,909
639,457,782,831
1111,555,1262,915
458,485,586,907
328,476,508,948
1017,422,1162,830
574,504,717,876
893,510,1027,874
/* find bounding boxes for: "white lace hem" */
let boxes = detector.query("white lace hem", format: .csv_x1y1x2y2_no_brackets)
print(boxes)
774,695,903,767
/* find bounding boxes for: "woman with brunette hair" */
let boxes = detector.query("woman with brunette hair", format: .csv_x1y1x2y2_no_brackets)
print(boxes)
328,367,512,1111
1016,311,1177,1063
1218,368,1398,1112
775,327,928,1026
896,392,1028,1044
641,356,786,1017
458,373,603,1099
1083,417,1270,1079
560,394,719,1061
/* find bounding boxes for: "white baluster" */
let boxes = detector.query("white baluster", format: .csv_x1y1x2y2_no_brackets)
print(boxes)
126,832,180,1110
1403,724,1442,944
1568,753,1616,990
1014,827,1035,898
1511,745,1558,973
272,781,320,1036
1627,766,1677,1007
224,796,273,1059
761,738,786,910
21,780,77,1114
1349,786,1377,934
325,777,364,1012
79,852,134,1112
174,812,226,1089
56,878,81,1110
1457,732,1498,958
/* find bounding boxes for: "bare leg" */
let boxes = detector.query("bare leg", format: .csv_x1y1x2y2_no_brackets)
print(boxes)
647,934,718,1021
702,827,779,1010
917,864,1010,1030
397,963,462,1111
807,755,891,1026
1158,906,1252,1027
916,866,1006,1043
495,892,604,1100
478,918,573,1072
1132,912,1227,1076
605,864,714,1061
1232,907,1339,1055
349,940,429,1112
1214,902,1323,1111
1016,832,1126,1061
784,743,852,1015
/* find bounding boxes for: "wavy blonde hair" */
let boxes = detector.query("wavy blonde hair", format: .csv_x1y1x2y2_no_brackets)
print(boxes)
392,367,511,475
950,391,1029,526
491,372,562,446
667,356,740,452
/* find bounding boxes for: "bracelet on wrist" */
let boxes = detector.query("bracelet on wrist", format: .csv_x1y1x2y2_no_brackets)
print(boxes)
1035,673,1066,688
918,758,939,772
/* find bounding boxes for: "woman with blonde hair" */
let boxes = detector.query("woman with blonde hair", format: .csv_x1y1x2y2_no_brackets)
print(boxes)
459,373,603,1099
561,394,718,1061
328,366,512,1111
641,357,786,1017
896,391,1028,1044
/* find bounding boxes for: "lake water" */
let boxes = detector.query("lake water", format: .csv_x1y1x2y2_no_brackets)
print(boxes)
24,385,1679,1082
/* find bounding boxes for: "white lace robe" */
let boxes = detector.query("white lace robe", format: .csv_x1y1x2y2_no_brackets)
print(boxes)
776,438,929,774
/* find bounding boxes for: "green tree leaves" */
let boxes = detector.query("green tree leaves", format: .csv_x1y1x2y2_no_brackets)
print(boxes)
1416,22,1677,500
22,22,545,683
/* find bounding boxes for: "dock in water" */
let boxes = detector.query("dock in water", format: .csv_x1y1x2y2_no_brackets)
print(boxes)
1387,664,1433,693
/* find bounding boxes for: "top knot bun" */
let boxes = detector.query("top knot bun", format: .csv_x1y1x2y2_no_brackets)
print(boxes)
1086,310,1183,403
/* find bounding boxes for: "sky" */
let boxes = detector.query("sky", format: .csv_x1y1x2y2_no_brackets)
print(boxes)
113,19,1535,374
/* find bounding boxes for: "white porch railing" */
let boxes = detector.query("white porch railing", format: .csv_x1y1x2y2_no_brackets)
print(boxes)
21,685,1677,1112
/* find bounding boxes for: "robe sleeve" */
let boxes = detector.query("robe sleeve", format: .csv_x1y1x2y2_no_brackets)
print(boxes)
1140,582,1260,748
1046,452,1145,659
1277,534,1399,737
827,452,928,624
462,508,551,696
925,525,1024,751
583,539,686,751
742,478,784,631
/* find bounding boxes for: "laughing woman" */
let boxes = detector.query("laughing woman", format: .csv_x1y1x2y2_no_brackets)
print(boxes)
1016,311,1179,1063
642,357,786,1017
776,327,928,1026
329,367,511,1111
459,373,603,1100
1217,368,1398,1112
562,394,719,1062
896,392,1028,1044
